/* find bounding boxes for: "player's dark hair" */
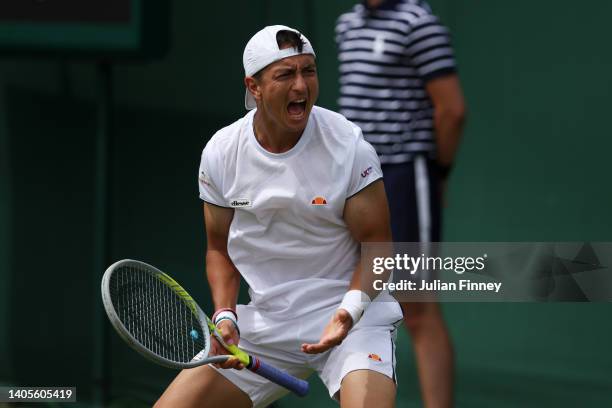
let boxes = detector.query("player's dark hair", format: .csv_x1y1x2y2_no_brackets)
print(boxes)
253,30,306,80
276,30,304,53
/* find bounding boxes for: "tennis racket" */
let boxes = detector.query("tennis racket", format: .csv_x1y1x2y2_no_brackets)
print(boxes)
101,259,309,397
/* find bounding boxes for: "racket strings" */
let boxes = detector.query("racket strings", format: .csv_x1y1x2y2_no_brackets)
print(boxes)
109,265,207,363
136,267,201,361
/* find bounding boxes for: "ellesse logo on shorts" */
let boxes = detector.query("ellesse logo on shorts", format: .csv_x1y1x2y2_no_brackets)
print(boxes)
368,353,382,362
229,198,252,208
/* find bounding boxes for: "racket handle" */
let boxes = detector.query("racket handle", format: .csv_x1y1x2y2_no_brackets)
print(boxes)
248,356,309,397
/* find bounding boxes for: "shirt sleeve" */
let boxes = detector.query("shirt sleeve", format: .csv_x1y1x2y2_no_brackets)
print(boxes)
404,14,457,82
346,125,383,198
198,140,226,206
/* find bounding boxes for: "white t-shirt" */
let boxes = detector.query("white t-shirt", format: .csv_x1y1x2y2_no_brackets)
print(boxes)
198,106,383,318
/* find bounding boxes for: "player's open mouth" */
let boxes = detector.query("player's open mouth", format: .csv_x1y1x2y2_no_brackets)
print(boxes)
287,99,307,119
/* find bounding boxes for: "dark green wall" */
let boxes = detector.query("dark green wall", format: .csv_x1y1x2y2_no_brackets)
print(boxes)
0,76,11,383
0,1,611,406
441,1,612,406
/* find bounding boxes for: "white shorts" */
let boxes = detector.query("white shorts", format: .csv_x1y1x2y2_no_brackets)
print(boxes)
212,297,403,408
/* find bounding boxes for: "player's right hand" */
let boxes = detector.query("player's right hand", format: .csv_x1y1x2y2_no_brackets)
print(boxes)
211,320,244,370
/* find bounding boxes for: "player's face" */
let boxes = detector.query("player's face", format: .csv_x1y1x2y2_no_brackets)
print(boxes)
254,54,319,134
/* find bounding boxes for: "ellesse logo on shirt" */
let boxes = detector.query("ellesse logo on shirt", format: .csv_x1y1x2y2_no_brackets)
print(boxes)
311,196,327,206
229,198,252,208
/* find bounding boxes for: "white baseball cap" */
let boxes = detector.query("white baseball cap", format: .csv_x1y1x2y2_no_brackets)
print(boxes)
243,25,316,110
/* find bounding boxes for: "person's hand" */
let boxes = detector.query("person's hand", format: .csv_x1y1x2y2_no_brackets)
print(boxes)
301,309,353,354
210,319,245,370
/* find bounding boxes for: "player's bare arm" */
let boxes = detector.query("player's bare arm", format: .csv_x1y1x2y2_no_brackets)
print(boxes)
203,202,243,369
425,74,466,168
301,180,392,354
343,179,393,298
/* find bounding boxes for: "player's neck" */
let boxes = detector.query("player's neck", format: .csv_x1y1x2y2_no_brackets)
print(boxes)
366,0,385,8
253,111,303,154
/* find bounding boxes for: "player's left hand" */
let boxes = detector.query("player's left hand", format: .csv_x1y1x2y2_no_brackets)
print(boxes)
211,319,245,370
301,308,352,354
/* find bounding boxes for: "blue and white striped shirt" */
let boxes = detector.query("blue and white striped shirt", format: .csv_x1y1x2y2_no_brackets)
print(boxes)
336,0,457,164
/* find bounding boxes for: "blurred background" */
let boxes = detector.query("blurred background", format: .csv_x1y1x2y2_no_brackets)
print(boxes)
1,0,611,406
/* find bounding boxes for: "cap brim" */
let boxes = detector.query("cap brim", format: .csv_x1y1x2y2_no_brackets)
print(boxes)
245,90,256,110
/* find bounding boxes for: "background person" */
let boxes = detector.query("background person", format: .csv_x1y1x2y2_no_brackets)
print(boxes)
336,1,467,407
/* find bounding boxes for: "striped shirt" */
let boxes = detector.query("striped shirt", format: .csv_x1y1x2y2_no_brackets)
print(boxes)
336,0,457,164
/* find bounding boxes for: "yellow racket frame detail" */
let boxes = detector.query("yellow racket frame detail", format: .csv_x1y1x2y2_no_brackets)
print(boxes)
156,270,250,365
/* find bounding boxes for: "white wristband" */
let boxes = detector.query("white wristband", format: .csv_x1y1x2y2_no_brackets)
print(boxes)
338,290,371,326
214,311,237,326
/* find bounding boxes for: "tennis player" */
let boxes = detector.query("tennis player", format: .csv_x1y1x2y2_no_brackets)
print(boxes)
155,25,403,408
